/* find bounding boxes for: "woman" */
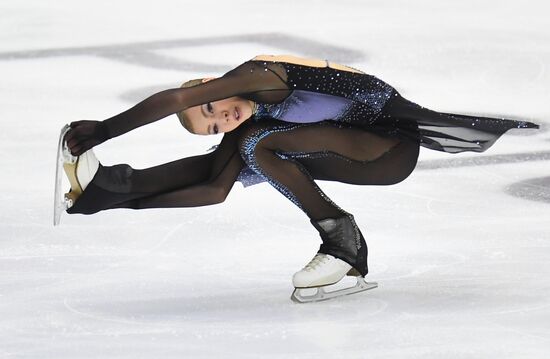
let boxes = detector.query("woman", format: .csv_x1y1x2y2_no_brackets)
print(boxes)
60,54,539,302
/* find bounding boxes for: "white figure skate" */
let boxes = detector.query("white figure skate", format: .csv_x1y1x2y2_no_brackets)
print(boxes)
291,253,378,303
53,124,99,226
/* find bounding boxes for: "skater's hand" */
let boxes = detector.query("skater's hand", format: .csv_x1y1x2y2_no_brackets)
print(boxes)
64,120,110,156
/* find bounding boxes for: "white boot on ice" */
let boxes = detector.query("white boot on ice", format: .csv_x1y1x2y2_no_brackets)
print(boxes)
292,253,352,288
291,253,378,303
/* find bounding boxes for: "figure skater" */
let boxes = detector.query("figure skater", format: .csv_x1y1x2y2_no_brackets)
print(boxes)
56,54,539,302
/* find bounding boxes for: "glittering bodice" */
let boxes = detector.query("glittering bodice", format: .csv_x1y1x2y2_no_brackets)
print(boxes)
246,60,395,125
253,90,354,123
282,61,394,121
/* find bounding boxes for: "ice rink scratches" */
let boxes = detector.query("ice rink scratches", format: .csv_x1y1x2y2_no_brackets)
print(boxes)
0,33,364,72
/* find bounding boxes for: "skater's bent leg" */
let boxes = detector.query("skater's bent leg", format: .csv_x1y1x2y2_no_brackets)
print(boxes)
238,120,402,275
237,120,417,219
238,121,356,220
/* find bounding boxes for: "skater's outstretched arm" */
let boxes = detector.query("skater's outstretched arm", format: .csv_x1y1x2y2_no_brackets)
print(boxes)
65,61,290,156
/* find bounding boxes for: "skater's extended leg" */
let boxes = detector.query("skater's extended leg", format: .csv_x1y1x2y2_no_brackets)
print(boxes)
66,154,212,214
111,150,244,209
67,129,245,214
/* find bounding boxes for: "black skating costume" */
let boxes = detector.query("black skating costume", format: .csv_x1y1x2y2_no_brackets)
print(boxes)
65,58,539,277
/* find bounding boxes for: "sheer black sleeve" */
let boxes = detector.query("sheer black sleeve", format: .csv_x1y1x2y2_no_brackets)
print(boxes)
103,61,291,139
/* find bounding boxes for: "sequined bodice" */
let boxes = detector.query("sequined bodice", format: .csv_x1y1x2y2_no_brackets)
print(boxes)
253,90,354,123
242,60,395,126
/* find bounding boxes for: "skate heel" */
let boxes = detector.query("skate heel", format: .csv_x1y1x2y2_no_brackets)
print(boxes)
346,268,361,277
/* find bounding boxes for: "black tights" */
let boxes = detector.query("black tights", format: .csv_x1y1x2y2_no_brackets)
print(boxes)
68,119,419,222
237,120,419,220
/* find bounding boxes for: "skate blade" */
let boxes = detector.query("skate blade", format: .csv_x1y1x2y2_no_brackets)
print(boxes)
291,277,378,303
53,124,74,226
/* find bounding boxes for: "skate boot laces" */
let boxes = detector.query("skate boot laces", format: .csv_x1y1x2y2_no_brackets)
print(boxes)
304,253,332,272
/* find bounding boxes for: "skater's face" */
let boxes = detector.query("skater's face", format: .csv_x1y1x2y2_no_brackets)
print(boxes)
182,78,255,135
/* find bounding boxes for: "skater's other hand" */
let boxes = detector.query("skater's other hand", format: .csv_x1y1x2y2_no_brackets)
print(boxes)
64,120,110,156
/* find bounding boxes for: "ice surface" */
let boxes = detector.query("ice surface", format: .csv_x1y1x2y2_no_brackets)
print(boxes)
0,0,549,358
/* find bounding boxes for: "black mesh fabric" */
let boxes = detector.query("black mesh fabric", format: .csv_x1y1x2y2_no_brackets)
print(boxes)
64,58,538,157
62,57,540,278
236,119,419,220
369,92,539,153
69,120,419,220
103,61,291,140
67,127,246,214
65,57,538,218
